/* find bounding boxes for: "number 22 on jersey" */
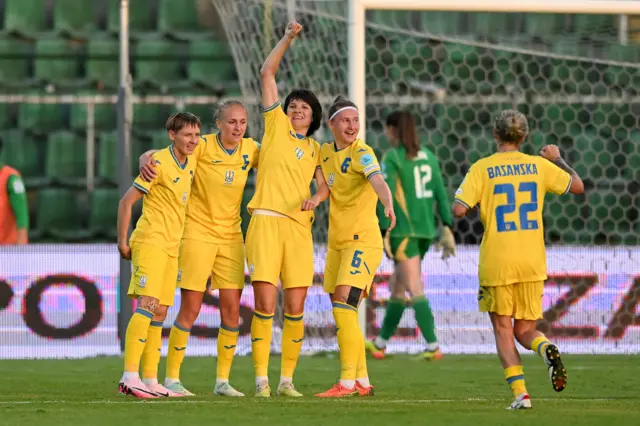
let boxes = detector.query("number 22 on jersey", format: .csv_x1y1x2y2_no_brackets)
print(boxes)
493,181,539,232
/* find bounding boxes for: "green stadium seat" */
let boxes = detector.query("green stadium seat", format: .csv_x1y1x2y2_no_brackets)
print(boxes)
34,38,82,82
70,92,117,131
17,92,65,133
421,12,462,35
135,40,183,84
188,39,236,87
0,104,12,130
149,130,172,150
86,37,120,88
524,13,566,39
98,131,147,183
36,188,92,241
157,0,203,39
0,38,32,81
107,0,155,35
45,131,86,186
89,188,119,239
134,103,173,129
2,129,49,187
4,0,47,36
53,0,95,36
572,14,616,37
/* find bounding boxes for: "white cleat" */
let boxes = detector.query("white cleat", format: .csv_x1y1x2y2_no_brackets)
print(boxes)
164,381,195,396
213,381,245,397
506,393,532,410
147,382,185,397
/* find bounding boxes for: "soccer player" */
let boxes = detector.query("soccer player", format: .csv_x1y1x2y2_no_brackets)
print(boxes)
0,136,29,245
452,110,584,409
246,20,329,397
138,100,259,397
116,112,201,398
365,110,455,361
315,96,396,398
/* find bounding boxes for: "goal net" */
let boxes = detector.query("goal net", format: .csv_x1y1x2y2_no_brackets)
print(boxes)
210,0,640,355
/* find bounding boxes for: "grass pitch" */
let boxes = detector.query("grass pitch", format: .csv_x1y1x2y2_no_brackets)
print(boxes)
0,354,637,426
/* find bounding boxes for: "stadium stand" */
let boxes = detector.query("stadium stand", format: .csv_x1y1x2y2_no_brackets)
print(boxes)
0,1,636,244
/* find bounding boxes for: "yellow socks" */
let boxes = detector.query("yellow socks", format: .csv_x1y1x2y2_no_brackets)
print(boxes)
355,334,370,386
141,320,164,379
123,307,153,372
216,324,239,380
165,321,190,381
281,313,304,380
504,365,528,397
332,302,361,387
531,335,551,358
251,310,274,379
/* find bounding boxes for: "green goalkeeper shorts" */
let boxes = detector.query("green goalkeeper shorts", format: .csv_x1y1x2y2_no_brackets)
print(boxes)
384,236,431,262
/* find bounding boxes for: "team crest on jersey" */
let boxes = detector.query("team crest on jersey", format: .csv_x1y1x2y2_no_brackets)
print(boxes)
138,275,148,288
294,147,304,160
225,170,235,185
327,172,336,187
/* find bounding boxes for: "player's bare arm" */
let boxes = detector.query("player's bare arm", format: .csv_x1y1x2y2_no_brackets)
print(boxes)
139,149,159,182
116,186,144,260
302,167,329,211
260,21,302,108
369,173,396,231
540,144,584,194
452,200,469,218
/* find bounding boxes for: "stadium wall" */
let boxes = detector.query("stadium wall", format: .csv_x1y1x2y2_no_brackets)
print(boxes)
0,244,638,359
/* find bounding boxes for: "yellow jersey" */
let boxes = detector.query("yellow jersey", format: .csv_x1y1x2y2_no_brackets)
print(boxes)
182,133,260,244
454,151,572,286
130,145,196,256
248,102,321,228
320,139,383,250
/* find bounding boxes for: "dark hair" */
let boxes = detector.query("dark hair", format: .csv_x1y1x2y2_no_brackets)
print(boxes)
328,95,358,121
214,99,247,124
283,89,322,137
494,110,529,144
166,112,202,133
386,110,420,159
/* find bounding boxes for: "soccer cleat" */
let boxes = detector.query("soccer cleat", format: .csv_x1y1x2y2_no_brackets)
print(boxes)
315,383,359,398
164,381,195,396
214,382,245,397
544,344,568,392
355,382,374,396
506,393,532,410
118,378,158,399
414,348,444,361
276,382,303,397
365,340,386,360
254,381,271,398
147,382,185,397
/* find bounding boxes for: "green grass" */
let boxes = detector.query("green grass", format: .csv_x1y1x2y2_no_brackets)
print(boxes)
0,354,638,426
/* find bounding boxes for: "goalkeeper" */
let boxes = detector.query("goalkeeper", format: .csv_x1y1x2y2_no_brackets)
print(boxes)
366,110,455,361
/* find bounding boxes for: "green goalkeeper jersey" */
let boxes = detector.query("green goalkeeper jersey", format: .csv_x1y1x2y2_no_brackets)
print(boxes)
378,145,452,239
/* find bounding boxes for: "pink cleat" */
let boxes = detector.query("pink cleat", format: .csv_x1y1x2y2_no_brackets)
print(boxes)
119,377,158,399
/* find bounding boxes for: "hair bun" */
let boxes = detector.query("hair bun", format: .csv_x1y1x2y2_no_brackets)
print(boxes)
333,95,347,103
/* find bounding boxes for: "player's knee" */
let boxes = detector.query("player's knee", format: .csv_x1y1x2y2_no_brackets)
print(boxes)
220,304,240,328
176,304,199,328
137,296,159,313
153,304,169,322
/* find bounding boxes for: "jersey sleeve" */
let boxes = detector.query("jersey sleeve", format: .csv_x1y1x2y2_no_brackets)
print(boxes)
133,158,160,194
262,101,286,148
354,145,381,179
454,163,483,209
542,159,572,195
431,158,453,227
7,175,29,229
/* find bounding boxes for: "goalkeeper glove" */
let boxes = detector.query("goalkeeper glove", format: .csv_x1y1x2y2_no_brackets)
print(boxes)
435,226,456,260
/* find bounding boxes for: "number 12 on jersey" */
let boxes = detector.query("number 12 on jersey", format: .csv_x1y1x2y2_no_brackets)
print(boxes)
494,182,539,232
